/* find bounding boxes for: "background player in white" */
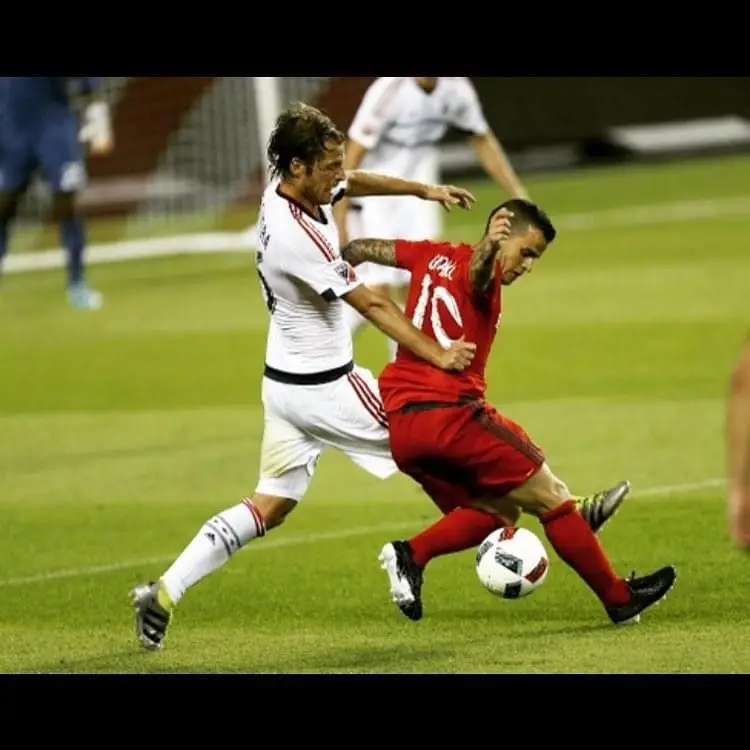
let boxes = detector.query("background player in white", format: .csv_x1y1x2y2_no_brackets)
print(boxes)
333,76,530,361
129,102,490,651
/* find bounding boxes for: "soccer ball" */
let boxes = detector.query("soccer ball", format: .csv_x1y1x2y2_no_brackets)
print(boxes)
475,526,549,599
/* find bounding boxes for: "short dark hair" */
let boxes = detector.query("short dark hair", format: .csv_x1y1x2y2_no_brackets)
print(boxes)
266,102,346,180
485,198,557,243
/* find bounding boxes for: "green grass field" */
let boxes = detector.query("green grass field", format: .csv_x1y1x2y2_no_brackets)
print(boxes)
1,154,749,674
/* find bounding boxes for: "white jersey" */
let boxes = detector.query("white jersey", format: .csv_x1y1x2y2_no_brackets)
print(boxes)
348,77,490,179
255,179,361,376
252,180,398,502
344,77,489,290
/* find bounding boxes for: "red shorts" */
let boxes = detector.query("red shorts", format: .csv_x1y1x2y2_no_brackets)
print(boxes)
387,399,545,514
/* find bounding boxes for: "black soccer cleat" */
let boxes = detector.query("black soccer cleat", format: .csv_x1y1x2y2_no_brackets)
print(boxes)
577,480,631,534
130,581,172,651
378,540,425,621
606,565,677,625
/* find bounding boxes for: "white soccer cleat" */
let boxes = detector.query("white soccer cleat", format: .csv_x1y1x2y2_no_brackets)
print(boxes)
378,541,424,621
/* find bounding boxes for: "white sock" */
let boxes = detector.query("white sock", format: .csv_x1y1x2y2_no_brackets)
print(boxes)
160,498,265,606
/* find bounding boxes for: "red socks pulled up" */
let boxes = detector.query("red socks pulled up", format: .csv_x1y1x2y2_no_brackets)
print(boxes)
408,507,503,568
406,500,630,611
541,500,630,607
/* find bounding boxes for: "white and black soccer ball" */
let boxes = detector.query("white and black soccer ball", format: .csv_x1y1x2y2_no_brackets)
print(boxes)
475,526,549,599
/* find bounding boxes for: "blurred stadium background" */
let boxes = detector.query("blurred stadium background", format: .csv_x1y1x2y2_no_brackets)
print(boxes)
2,77,750,673
7,76,750,268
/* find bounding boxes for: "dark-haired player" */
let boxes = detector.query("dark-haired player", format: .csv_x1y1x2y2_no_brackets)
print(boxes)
342,199,677,625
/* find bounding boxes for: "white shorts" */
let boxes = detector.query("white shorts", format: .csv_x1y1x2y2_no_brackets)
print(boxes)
254,364,398,501
347,193,442,288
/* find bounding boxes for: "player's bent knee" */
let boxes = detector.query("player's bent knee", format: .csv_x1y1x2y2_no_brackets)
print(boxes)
251,494,297,531
506,462,570,517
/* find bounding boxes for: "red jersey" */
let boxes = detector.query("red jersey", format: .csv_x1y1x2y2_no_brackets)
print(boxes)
379,239,502,413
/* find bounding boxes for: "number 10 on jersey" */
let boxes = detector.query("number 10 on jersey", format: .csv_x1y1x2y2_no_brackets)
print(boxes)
411,273,465,348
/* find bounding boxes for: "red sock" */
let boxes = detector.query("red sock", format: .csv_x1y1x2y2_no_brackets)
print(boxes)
541,500,630,608
408,507,504,568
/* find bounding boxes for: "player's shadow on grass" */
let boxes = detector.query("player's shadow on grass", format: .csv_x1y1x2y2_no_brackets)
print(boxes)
30,644,450,674
440,608,611,637
30,648,158,674
30,648,257,675
299,643,453,672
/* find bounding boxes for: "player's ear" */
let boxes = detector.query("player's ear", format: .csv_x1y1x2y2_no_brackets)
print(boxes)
289,157,305,178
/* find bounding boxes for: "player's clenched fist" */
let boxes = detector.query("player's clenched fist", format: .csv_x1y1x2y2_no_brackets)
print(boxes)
486,208,514,246
436,335,477,371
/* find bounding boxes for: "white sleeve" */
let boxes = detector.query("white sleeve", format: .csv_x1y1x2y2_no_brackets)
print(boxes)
448,78,491,135
347,77,402,150
281,223,361,302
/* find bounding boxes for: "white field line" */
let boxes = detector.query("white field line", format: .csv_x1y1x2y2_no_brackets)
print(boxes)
630,477,725,497
3,231,250,274
0,477,725,588
5,195,750,275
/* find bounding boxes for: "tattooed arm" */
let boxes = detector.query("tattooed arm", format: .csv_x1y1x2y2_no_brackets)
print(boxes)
340,238,397,268
468,241,502,295
469,208,514,295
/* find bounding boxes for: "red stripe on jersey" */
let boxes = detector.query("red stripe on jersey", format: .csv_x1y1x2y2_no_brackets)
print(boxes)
242,498,266,537
299,209,338,260
350,371,388,423
289,204,336,262
347,373,388,428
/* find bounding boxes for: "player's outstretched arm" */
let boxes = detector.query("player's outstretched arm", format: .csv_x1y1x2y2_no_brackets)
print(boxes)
469,132,529,200
448,78,528,201
345,171,475,211
469,208,514,294
341,239,397,268
728,336,750,548
343,284,475,372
